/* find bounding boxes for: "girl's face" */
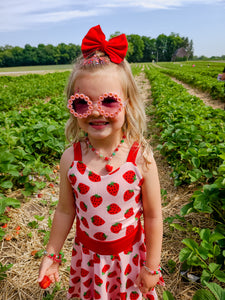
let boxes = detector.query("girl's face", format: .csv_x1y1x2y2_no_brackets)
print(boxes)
74,68,126,141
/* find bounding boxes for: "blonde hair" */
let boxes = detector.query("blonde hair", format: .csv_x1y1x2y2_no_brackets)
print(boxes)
65,52,152,165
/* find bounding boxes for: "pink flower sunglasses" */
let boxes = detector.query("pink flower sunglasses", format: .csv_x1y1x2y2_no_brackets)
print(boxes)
67,92,125,118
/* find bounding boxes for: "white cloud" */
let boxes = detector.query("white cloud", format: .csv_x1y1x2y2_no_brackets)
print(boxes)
0,0,223,32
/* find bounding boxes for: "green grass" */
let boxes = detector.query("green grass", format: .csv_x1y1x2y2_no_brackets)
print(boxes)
0,64,73,72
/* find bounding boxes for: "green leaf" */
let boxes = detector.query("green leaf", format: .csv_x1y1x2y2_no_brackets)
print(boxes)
214,270,225,283
163,290,175,300
192,157,201,168
182,238,198,250
179,247,192,262
204,282,225,300
0,180,13,189
34,215,45,221
193,289,216,300
170,223,187,231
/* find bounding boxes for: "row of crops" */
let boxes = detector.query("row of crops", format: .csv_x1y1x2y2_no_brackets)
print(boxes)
144,63,225,299
156,61,225,101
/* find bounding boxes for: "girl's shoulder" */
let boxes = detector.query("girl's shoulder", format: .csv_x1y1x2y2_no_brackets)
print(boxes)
60,145,74,171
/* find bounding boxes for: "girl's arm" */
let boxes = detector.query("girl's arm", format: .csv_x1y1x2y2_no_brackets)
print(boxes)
136,156,163,295
38,147,76,283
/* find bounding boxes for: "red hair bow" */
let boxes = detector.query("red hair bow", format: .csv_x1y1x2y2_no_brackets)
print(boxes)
81,25,128,64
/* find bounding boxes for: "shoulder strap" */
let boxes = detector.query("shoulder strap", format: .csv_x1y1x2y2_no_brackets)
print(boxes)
73,142,82,161
126,141,140,164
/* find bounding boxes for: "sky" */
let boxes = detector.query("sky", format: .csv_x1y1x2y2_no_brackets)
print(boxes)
0,0,225,57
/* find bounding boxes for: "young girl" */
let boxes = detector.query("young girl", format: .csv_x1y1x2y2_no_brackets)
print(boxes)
38,25,164,300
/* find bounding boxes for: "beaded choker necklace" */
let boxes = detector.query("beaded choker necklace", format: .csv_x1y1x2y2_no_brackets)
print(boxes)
85,134,126,172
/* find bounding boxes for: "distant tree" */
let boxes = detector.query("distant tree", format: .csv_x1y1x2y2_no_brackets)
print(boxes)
127,34,144,62
141,36,156,62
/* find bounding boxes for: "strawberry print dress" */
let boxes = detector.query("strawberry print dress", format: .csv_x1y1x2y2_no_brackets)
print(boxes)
67,142,164,300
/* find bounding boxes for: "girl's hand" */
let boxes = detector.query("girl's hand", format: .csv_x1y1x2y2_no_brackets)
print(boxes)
38,256,60,285
135,267,160,296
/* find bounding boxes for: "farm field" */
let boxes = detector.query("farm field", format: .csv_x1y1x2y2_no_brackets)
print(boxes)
0,62,225,299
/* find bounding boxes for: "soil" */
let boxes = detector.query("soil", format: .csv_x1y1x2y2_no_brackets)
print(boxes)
0,69,222,299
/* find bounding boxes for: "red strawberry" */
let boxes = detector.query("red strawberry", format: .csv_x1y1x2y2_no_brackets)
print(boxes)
132,254,139,266
95,274,103,286
70,266,76,275
124,264,132,276
124,245,133,255
102,264,110,275
110,222,122,233
77,161,86,174
68,286,75,294
123,170,137,183
82,245,90,254
72,247,77,257
90,194,103,207
87,259,94,267
123,189,134,201
139,243,146,252
76,259,82,267
109,284,118,293
94,232,107,240
116,276,121,285
107,182,119,196
83,289,91,299
88,171,101,182
124,207,134,219
146,295,155,300
107,203,121,215
81,216,89,228
94,253,100,263
80,201,87,211
39,276,51,289
108,270,117,278
126,278,134,289
135,194,141,203
72,276,80,284
81,268,89,277
138,178,144,186
126,225,135,235
69,173,77,185
135,210,142,220
91,215,105,226
94,290,101,299
78,183,90,194
73,188,78,199
106,281,110,291
83,277,92,287
130,291,139,300
120,293,127,300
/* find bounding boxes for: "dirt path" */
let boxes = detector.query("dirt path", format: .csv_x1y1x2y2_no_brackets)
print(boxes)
1,71,206,300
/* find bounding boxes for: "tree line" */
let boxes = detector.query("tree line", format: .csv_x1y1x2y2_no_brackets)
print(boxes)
0,32,194,67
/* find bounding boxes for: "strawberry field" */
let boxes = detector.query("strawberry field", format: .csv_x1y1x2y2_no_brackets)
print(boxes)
0,62,225,299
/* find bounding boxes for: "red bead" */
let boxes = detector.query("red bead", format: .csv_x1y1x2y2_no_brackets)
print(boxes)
104,157,109,161
105,164,113,172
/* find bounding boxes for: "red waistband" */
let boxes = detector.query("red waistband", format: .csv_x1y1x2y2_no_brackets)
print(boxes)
76,221,142,255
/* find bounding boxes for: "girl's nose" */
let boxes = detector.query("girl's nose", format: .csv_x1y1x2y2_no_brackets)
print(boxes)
90,102,101,117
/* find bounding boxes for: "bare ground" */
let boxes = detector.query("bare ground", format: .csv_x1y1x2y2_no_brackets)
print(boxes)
0,70,220,300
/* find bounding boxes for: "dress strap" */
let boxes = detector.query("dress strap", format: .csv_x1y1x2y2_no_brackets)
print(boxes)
73,142,82,161
126,141,140,164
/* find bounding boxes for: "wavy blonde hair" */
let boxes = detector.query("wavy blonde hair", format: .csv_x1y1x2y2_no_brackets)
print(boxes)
65,53,152,165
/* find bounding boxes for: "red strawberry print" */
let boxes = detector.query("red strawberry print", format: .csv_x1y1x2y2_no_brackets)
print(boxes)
83,277,92,288
83,289,91,299
95,274,103,286
132,254,139,266
94,290,101,299
109,284,118,293
80,201,87,211
102,264,110,275
130,291,139,300
126,225,135,235
69,173,77,185
116,276,122,285
138,178,144,186
70,266,76,275
77,161,86,174
81,216,89,228
68,286,75,294
124,245,133,255
123,170,137,183
76,259,82,267
94,253,100,263
124,264,132,276
94,232,107,240
106,281,110,291
91,215,105,226
73,188,78,199
81,268,89,277
72,247,77,256
107,203,121,215
126,278,134,289
135,193,141,203
88,171,101,182
71,276,80,284
78,183,90,194
87,259,94,267
123,189,134,201
107,182,119,196
135,210,142,220
110,222,122,233
139,243,146,252
124,207,134,219
90,194,103,207
146,295,155,300
120,293,127,300
108,270,117,278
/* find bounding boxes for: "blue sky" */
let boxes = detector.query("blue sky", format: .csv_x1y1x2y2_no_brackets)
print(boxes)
0,0,225,57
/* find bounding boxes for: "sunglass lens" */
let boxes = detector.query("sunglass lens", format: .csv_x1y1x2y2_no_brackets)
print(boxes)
102,96,121,113
73,98,89,114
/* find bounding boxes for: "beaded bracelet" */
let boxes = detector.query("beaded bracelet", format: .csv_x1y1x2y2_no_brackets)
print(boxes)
144,265,162,275
44,251,63,264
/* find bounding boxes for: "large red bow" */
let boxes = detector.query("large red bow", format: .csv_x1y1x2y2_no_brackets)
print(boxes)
81,25,128,64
